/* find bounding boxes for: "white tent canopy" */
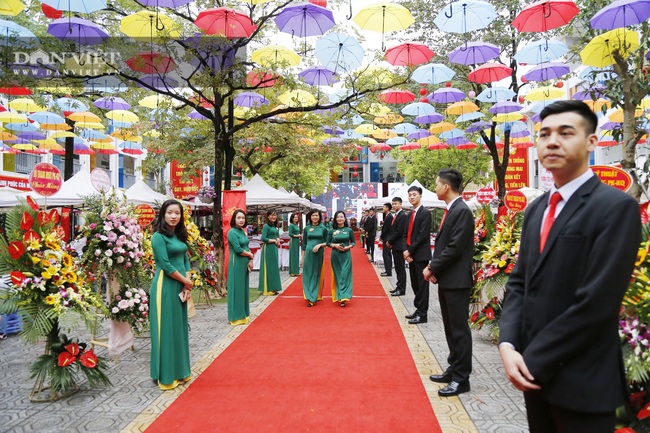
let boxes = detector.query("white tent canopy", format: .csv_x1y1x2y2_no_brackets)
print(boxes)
237,174,310,212
124,180,172,206
369,179,446,210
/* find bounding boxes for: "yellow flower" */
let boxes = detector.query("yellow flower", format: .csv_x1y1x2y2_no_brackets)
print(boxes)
31,255,41,265
44,234,60,251
62,269,77,283
62,253,73,268
636,248,647,267
498,260,507,268
27,238,42,250
45,295,56,305
41,265,59,280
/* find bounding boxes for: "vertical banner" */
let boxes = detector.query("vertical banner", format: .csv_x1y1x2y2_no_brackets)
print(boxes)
222,190,247,280
60,207,72,242
504,147,529,190
170,160,201,200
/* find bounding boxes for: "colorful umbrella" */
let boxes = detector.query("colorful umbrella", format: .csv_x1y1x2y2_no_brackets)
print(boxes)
8,98,46,112
0,18,35,37
392,123,418,135
93,96,131,111
465,121,491,133
0,0,24,16
572,87,605,101
379,89,415,104
139,95,171,109
126,51,176,74
456,141,478,149
67,111,102,124
120,11,180,40
314,32,364,72
446,101,479,116
512,0,579,32
590,0,650,30
90,142,118,155
278,89,317,107
411,63,456,85
523,62,571,82
468,63,512,83
0,86,31,96
407,129,430,139
398,142,421,151
514,39,568,64
429,122,456,134
434,0,497,34
493,112,524,122
353,2,415,50
489,101,523,114
414,113,444,124
120,141,144,155
195,7,257,39
372,129,397,140
476,87,516,103
430,87,465,104
53,97,88,113
246,70,279,88
386,136,408,146
402,101,437,117
428,142,449,151
580,28,639,68
4,121,37,132
138,74,179,90
47,17,109,45
374,113,404,125
0,142,20,153
355,123,381,135
0,112,27,123
251,45,301,67
234,91,269,107
384,42,434,67
298,66,339,86
41,0,106,13
138,0,193,7
456,112,484,123
274,2,335,38
448,41,500,65
105,110,139,123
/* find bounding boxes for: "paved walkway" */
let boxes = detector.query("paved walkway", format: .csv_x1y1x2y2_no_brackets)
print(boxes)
0,260,528,433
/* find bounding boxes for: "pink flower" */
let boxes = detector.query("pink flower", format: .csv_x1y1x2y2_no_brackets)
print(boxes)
118,299,129,309
89,223,96,229
107,231,118,242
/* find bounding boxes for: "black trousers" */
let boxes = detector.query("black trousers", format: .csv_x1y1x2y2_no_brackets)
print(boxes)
366,233,375,258
438,287,472,383
524,391,616,433
382,242,392,275
392,249,406,293
408,260,429,317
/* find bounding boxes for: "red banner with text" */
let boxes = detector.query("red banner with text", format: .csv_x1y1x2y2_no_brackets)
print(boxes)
222,190,247,280
170,160,201,200
504,147,529,190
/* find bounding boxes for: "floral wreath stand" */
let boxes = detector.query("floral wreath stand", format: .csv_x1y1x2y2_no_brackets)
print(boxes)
30,324,79,402
90,277,135,363
194,288,214,308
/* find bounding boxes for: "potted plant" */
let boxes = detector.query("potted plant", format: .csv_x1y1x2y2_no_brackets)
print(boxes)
198,185,216,203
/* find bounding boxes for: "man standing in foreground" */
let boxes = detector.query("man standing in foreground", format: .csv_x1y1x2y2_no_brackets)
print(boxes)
423,169,475,397
380,202,393,277
499,100,641,433
403,186,432,324
387,197,408,296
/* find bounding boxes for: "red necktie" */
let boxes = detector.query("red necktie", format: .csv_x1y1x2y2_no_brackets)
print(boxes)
438,209,448,232
540,192,562,252
407,210,416,245
391,212,397,225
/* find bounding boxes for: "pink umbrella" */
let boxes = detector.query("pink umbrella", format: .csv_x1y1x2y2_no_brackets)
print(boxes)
195,7,257,39
468,63,512,83
384,42,434,66
512,0,580,32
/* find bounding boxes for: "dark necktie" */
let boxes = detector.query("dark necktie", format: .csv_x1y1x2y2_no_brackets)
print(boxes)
438,209,448,233
407,209,416,245
391,212,397,225
540,192,562,252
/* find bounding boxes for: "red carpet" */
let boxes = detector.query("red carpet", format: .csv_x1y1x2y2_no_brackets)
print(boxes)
145,245,441,433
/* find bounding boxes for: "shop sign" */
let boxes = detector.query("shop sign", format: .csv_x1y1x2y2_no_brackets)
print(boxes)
592,165,632,192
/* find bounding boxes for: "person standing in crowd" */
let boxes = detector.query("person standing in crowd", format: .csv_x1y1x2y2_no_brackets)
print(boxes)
227,209,254,326
327,211,356,307
380,202,393,277
323,216,333,230
423,169,475,397
499,100,641,433
302,210,328,307
359,210,368,249
364,208,377,262
259,210,282,296
288,212,302,277
403,186,432,325
150,199,193,391
387,197,408,296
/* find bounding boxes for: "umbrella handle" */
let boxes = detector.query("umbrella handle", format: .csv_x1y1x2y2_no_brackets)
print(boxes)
445,3,453,18
345,0,353,20
543,2,551,18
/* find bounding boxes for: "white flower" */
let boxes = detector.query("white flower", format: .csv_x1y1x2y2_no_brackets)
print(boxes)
118,299,129,310
105,249,113,257
116,256,125,264
112,307,120,314
125,290,132,298
139,305,145,312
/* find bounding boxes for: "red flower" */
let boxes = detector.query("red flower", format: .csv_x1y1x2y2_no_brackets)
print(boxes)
79,350,98,368
631,391,647,407
25,195,40,212
8,241,25,260
36,211,50,226
505,263,515,274
65,343,80,356
10,271,26,285
48,209,60,225
470,312,479,323
487,268,500,278
20,212,34,231
57,351,76,367
23,230,41,244
615,428,637,433
485,307,495,320
638,402,650,420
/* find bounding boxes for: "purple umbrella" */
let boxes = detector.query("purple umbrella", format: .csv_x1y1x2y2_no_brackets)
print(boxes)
188,110,209,120
298,66,339,86
429,87,465,104
47,17,109,45
448,41,500,65
510,129,530,138
6,138,32,145
531,113,542,122
590,0,650,30
488,101,523,114
138,0,193,7
465,121,491,133
322,126,344,135
137,74,179,90
323,137,343,145
407,129,430,139
274,3,335,37
447,136,468,145
601,121,622,130
414,113,444,124
234,91,269,107
572,87,605,100
93,96,131,110
523,62,571,82
18,131,47,141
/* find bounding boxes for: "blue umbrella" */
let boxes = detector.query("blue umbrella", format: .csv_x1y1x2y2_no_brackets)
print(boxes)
448,41,500,65
84,76,128,94
298,66,339,86
315,32,364,72
41,0,106,13
579,67,617,82
53,97,88,113
5,122,38,132
514,39,568,65
523,62,571,82
498,121,529,136
47,17,109,45
234,91,269,107
386,136,408,145
439,128,465,140
0,19,35,38
411,63,455,85
433,0,497,34
430,87,465,104
414,113,444,124
80,129,109,140
402,101,437,116
590,0,650,30
392,123,418,134
456,112,484,123
342,129,363,139
476,87,516,103
28,111,65,124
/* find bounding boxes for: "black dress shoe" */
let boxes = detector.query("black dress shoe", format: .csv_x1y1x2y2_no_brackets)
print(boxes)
408,315,427,324
391,291,405,297
405,313,415,319
380,272,392,277
438,381,470,397
429,368,452,383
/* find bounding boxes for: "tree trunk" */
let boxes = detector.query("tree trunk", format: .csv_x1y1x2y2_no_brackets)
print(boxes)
211,129,226,295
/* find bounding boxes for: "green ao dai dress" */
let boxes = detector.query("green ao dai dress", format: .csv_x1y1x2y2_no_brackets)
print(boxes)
327,227,356,302
227,227,251,325
302,224,328,304
289,223,301,276
259,223,282,295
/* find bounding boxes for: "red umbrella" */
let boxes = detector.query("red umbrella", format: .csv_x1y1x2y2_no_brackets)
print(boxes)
468,63,512,84
195,7,257,39
385,42,434,67
399,143,420,151
378,89,415,104
428,143,450,150
512,0,580,32
512,141,534,149
41,3,63,19
246,70,280,88
0,86,32,96
308,0,327,6
126,52,177,74
456,141,478,150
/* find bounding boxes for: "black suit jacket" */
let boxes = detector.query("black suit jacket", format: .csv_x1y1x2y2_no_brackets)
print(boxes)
406,206,432,262
364,214,377,236
429,199,474,290
387,210,408,251
499,175,641,412
380,213,393,241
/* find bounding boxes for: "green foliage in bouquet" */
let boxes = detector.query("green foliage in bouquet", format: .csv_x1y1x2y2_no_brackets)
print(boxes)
108,284,149,335
473,205,496,262
469,296,503,342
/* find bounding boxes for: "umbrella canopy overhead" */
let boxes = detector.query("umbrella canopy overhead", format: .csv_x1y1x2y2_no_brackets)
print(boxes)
274,2,335,37
514,39,569,64
411,63,456,85
379,89,415,104
590,0,650,30
314,32,364,72
512,0,580,32
251,45,301,67
448,41,500,65
476,86,516,102
430,87,465,104
580,28,639,68
47,17,109,45
0,0,24,16
523,62,571,81
298,66,339,86
353,2,414,50
234,91,269,107
384,42,434,66
468,63,512,83
434,0,497,34
126,51,176,74
120,11,180,40
195,7,257,39
41,0,106,13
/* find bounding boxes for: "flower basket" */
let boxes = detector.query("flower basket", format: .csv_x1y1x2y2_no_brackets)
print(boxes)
198,196,213,204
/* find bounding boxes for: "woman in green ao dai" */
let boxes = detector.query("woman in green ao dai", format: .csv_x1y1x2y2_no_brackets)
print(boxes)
227,209,254,326
301,210,328,307
258,210,282,295
327,211,355,307
288,212,301,276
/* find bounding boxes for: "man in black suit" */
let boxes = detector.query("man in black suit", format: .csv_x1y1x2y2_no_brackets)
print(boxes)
380,203,393,277
499,100,641,433
403,186,432,324
364,208,377,262
359,210,367,250
423,169,475,397
386,197,407,296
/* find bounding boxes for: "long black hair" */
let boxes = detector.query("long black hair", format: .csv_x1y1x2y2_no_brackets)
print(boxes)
332,210,348,228
155,199,188,244
230,209,247,230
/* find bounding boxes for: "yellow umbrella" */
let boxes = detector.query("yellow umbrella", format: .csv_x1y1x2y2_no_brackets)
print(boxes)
580,28,639,68
0,112,27,123
639,97,650,110
139,95,171,109
418,135,441,146
358,137,378,145
446,101,479,115
494,112,525,122
0,131,17,140
0,0,24,16
278,89,316,107
355,123,381,135
353,3,414,50
143,130,161,138
372,129,397,140
67,111,102,123
33,137,58,146
38,141,65,152
251,46,301,67
64,57,112,75
374,113,403,125
40,122,72,131
12,143,39,151
111,130,142,142
91,142,118,151
8,98,46,112
105,109,139,123
50,131,77,139
366,103,391,117
120,11,181,40
75,121,105,130
429,122,455,134
524,86,564,101
584,98,611,112
609,108,643,123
